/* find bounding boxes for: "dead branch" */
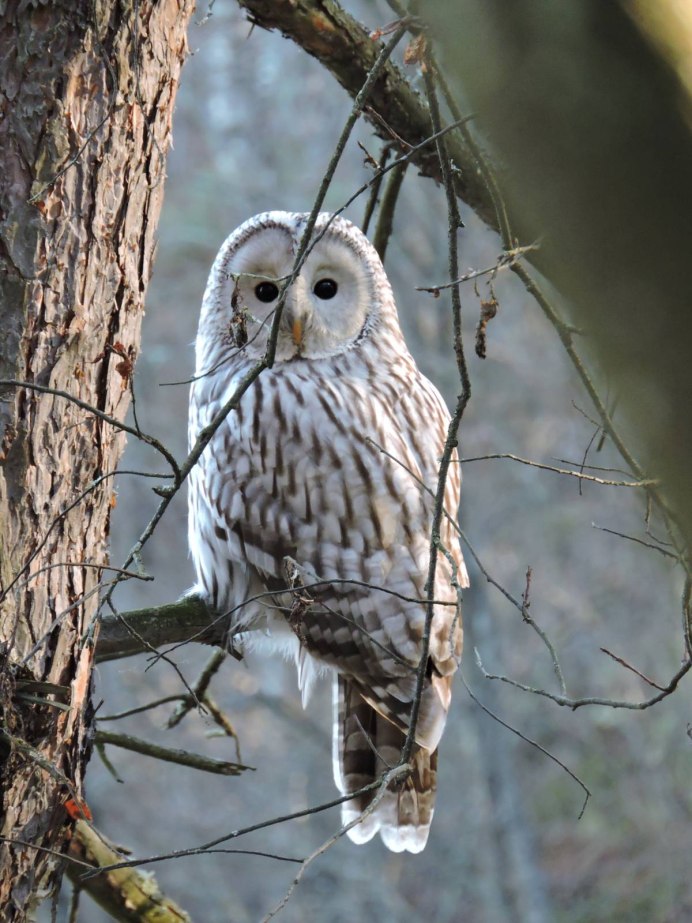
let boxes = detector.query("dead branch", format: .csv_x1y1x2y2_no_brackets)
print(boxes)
68,820,194,923
94,730,253,776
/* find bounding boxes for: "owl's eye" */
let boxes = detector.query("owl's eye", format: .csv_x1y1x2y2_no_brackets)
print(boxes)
313,278,338,300
255,281,279,303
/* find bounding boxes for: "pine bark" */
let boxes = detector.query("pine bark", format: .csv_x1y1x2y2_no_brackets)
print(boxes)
0,2,194,918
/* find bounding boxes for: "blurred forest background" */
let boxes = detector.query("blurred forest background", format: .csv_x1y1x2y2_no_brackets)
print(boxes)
51,2,690,920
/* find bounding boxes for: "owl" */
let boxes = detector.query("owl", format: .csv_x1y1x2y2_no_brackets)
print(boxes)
188,211,468,853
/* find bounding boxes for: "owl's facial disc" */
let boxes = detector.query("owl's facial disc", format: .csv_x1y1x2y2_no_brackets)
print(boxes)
223,219,379,361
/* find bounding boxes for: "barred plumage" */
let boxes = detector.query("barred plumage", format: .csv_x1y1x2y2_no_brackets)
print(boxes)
188,212,468,852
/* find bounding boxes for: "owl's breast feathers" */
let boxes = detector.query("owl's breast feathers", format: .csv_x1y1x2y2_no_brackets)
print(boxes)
189,351,466,750
189,212,468,853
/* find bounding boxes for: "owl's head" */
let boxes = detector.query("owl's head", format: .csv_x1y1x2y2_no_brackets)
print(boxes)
198,211,401,366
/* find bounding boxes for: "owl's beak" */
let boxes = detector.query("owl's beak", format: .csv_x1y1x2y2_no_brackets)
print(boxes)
284,301,307,350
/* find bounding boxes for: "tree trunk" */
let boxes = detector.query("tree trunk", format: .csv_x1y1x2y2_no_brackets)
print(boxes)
0,2,194,918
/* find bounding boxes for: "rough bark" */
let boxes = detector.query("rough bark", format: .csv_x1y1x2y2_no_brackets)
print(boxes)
0,2,194,919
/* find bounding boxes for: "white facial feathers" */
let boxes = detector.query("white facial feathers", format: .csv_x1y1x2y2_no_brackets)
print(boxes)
197,211,398,365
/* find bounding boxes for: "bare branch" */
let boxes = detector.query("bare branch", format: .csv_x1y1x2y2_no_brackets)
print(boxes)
360,144,391,235
94,730,253,776
458,453,657,489
0,469,161,607
372,158,408,262
402,52,471,764
79,777,402,877
260,765,410,922
599,647,668,691
167,648,226,729
416,244,539,293
475,648,691,712
367,435,568,694
235,0,495,224
97,695,186,722
95,571,456,664
95,595,219,662
591,523,679,560
461,673,590,819
0,380,180,480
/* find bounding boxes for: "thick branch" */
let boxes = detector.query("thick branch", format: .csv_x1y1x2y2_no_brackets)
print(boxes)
68,820,194,923
96,595,221,662
235,0,496,229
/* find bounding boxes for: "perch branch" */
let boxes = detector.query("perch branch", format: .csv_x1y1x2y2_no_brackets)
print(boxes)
95,595,219,662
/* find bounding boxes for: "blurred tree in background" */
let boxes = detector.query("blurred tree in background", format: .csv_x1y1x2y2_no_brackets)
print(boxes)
1,2,690,921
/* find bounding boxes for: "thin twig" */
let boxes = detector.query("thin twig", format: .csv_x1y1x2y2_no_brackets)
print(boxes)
457,453,656,488
28,106,114,204
599,647,667,691
361,145,391,235
416,244,539,293
97,695,186,721
367,435,569,692
372,159,408,262
167,648,226,728
79,775,400,877
7,560,153,598
475,649,691,712
260,765,410,922
591,523,679,560
201,695,243,763
0,468,161,606
402,54,471,764
0,380,180,480
553,457,635,477
682,577,692,660
461,673,590,819
103,597,202,708
460,526,566,693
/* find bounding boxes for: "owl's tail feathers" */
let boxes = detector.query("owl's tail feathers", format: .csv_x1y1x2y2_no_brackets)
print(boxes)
333,676,437,854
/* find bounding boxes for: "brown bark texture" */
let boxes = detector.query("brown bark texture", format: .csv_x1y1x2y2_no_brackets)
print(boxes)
0,2,194,918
